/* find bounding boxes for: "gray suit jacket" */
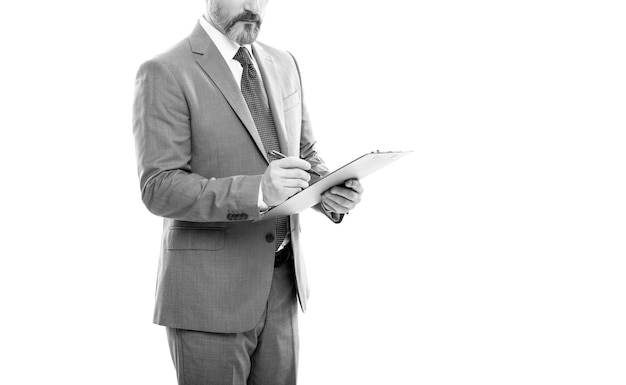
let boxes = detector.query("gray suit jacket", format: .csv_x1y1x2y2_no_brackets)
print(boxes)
133,23,339,333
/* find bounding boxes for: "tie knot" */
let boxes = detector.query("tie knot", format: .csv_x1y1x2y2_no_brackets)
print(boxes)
234,47,253,67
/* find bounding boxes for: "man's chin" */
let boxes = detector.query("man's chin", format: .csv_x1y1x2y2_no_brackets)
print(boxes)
229,28,260,45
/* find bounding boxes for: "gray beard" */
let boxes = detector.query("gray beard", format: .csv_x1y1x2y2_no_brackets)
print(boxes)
209,4,261,45
226,23,259,45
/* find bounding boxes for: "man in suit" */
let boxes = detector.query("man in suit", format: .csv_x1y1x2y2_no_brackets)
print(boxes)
133,0,364,383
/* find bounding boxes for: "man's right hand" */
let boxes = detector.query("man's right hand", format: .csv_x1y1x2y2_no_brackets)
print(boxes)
261,157,312,207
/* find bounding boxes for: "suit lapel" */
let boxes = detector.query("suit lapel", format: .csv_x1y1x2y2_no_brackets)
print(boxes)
253,44,293,157
188,24,269,163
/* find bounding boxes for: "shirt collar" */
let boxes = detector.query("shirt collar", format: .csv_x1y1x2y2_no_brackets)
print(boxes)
199,15,254,64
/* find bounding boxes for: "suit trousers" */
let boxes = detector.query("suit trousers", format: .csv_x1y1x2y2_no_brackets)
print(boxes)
166,257,299,385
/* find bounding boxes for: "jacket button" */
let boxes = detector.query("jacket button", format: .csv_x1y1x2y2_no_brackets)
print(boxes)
266,233,275,243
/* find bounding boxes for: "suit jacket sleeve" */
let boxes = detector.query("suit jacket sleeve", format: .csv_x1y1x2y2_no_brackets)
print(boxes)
289,53,343,224
133,60,262,222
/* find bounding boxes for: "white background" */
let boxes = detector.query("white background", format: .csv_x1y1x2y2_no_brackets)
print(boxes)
1,1,625,384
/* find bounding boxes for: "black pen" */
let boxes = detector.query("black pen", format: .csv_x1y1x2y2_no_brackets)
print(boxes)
269,150,322,177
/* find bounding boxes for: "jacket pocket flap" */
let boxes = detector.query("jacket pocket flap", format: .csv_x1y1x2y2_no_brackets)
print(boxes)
166,227,225,250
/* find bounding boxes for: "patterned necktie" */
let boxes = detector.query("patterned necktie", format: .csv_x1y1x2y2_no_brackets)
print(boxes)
234,47,288,251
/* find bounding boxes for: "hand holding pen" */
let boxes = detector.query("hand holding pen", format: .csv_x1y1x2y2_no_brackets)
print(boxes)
269,150,321,177
260,150,318,207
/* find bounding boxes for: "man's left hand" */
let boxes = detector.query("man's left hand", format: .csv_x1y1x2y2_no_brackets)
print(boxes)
321,179,363,214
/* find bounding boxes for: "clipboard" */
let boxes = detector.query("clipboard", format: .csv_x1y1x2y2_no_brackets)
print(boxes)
260,150,412,220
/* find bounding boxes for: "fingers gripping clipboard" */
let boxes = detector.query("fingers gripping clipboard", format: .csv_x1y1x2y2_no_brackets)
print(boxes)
259,151,412,221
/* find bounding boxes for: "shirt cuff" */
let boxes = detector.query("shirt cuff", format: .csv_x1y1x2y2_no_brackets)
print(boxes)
258,183,269,213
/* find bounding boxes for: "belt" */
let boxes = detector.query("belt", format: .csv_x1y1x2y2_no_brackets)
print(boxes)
274,244,293,268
